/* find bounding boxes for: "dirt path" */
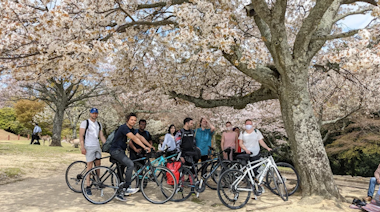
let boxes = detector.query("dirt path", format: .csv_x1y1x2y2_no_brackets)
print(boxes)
0,171,368,212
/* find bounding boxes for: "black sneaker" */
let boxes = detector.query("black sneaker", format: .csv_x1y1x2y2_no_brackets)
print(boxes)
86,187,92,196
115,194,127,201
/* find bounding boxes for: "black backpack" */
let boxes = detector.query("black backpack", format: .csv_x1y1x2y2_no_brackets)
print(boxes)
102,126,120,153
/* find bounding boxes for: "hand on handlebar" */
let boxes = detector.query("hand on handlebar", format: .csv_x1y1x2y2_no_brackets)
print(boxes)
145,147,151,153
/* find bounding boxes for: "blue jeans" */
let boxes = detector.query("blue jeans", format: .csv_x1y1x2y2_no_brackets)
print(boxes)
110,149,134,188
368,177,379,197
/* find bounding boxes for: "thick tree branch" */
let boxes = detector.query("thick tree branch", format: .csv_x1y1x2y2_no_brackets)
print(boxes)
136,0,189,10
333,8,372,23
169,87,278,109
250,0,272,24
342,0,378,6
311,29,359,40
116,20,177,33
294,0,335,58
222,47,279,92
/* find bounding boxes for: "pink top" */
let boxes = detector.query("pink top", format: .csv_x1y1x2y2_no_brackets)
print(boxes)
223,131,236,149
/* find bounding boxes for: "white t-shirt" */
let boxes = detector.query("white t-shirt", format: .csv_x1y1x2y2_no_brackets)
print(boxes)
80,119,102,147
238,129,264,156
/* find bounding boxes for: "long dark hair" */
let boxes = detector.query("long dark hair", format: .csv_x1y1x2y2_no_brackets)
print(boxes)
168,124,176,136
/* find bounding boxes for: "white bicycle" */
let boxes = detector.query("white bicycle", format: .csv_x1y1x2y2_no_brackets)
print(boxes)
217,149,288,209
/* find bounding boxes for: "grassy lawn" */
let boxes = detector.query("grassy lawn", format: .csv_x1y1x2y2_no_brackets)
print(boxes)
0,140,84,184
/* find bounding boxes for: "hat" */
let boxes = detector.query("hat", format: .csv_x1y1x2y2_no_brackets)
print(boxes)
90,108,99,113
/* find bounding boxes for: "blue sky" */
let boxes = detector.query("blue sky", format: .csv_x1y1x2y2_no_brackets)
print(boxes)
339,13,374,31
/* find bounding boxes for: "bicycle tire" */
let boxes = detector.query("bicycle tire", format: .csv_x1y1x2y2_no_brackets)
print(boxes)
81,166,119,204
268,167,288,201
217,169,251,209
171,166,194,202
204,160,231,190
131,162,143,189
265,162,299,196
65,161,87,193
140,166,177,204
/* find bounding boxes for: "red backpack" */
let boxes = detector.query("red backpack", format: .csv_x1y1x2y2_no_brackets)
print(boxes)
166,161,181,185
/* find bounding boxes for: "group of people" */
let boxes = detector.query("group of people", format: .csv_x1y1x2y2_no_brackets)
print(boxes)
79,108,273,202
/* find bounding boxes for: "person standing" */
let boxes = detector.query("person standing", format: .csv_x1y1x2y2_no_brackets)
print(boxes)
221,122,238,160
79,108,107,196
195,117,215,162
179,118,200,164
30,123,42,145
129,119,153,165
238,119,272,160
233,127,241,153
109,113,152,201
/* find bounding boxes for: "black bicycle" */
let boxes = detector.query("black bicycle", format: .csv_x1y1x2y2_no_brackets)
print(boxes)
80,151,177,204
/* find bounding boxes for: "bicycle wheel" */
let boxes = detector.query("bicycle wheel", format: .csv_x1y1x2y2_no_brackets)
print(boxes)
81,166,119,204
266,162,299,196
217,169,251,209
171,167,194,202
65,161,87,193
268,167,288,201
204,160,231,190
140,166,177,204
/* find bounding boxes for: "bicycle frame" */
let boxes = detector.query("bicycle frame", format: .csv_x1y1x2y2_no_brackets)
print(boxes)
232,155,279,192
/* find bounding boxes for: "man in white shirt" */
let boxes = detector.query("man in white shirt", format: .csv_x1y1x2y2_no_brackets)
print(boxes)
79,108,107,196
30,123,42,145
238,119,272,159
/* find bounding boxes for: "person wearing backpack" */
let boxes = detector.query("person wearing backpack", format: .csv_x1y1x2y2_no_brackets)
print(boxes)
239,119,272,162
79,108,107,196
109,113,153,201
129,119,153,165
179,117,201,165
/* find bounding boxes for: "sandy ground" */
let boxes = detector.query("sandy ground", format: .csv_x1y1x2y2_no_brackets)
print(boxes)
0,140,371,212
0,129,28,141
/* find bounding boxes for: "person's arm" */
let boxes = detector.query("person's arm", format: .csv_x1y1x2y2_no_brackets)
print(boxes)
239,139,250,154
221,132,225,150
127,132,150,152
259,139,272,151
136,133,154,150
99,130,106,144
204,118,215,133
160,134,170,151
235,133,239,150
79,127,86,155
129,140,141,153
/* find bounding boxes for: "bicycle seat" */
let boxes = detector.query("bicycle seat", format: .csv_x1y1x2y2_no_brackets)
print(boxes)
236,154,250,161
109,157,119,164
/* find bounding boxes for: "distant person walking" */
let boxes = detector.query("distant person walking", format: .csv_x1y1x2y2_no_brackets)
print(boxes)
30,123,42,145
79,108,107,196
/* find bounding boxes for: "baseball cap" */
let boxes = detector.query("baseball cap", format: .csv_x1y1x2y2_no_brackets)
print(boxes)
90,108,99,113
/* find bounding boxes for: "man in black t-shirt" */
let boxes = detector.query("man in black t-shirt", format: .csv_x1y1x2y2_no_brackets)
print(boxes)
179,117,201,164
109,113,153,201
129,119,153,164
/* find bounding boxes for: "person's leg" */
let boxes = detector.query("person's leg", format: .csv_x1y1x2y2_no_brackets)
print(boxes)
111,150,134,187
368,177,378,198
30,135,35,144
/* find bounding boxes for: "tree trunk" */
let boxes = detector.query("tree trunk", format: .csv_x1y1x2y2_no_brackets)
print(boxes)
72,126,77,139
50,107,65,146
278,68,343,200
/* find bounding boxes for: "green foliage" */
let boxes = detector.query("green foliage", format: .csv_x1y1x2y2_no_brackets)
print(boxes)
0,107,26,135
14,100,45,129
326,126,380,177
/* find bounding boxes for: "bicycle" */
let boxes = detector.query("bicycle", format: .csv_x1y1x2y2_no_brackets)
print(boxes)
217,149,288,209
227,149,300,196
80,151,178,204
65,156,110,193
171,147,231,202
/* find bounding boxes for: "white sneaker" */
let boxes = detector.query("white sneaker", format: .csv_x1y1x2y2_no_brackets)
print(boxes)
124,188,139,196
